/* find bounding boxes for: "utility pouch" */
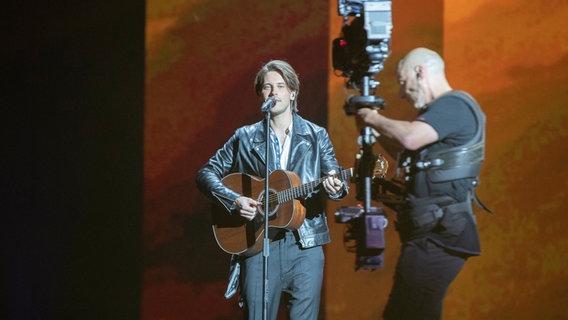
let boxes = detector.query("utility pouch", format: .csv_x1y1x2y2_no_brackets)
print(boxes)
395,195,455,241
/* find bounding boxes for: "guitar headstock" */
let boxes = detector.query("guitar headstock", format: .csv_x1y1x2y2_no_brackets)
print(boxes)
374,154,388,179
348,153,389,183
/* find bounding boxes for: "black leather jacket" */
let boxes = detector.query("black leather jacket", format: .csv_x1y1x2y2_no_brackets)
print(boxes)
196,113,346,248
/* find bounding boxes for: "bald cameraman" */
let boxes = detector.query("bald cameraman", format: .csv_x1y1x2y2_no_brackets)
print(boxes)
357,47,487,320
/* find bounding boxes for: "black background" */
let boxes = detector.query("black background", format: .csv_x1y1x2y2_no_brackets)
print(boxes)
2,2,144,318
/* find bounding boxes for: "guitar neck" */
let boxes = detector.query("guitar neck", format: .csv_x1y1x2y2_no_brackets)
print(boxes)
280,168,353,201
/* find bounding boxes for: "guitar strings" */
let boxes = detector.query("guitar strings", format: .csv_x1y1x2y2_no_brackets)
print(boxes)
263,169,353,205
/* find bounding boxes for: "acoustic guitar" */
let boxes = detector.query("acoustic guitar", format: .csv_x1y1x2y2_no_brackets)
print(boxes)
211,156,388,256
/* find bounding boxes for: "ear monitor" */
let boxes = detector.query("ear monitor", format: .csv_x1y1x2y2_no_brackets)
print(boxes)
417,72,423,80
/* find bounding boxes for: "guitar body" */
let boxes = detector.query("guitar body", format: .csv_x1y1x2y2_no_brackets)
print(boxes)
212,170,306,257
210,158,386,256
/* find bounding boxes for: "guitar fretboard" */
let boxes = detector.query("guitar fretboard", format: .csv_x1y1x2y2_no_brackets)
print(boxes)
276,168,353,203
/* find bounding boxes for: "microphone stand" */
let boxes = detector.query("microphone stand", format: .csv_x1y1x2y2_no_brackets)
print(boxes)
262,104,272,320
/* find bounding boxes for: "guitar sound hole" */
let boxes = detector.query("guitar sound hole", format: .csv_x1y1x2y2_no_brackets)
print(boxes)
257,189,279,220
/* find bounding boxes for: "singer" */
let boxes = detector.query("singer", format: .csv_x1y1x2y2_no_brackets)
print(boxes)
196,60,347,320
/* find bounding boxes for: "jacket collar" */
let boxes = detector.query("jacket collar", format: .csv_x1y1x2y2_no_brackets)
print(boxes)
251,114,313,170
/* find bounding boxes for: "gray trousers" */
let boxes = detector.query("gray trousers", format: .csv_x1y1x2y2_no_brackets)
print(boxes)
240,231,325,320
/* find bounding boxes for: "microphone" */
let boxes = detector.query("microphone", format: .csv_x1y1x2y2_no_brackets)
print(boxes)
260,97,277,112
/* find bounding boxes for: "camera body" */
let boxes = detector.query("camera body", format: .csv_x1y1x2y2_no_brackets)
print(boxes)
333,1,392,83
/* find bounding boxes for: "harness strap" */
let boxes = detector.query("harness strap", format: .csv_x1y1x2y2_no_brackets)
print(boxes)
414,142,484,171
473,190,494,215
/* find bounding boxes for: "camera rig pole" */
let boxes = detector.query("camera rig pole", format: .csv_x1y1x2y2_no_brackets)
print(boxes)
359,125,376,214
346,75,384,213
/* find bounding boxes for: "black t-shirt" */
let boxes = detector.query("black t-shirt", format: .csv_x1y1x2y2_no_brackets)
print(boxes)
418,95,476,152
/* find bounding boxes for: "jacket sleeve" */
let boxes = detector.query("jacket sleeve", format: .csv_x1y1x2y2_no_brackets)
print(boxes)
196,133,242,211
318,129,349,201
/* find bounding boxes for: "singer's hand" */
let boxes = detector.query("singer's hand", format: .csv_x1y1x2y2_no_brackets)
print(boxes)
233,196,260,221
322,170,344,197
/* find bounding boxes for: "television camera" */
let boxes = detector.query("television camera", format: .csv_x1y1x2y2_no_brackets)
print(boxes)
332,0,392,115
332,0,394,270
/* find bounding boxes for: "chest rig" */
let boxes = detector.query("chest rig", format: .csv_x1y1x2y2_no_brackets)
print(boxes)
398,91,492,213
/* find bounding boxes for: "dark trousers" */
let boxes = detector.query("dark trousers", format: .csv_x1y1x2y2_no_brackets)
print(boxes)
383,238,466,320
240,231,325,320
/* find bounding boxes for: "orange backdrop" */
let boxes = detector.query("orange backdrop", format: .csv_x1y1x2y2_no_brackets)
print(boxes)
144,0,568,319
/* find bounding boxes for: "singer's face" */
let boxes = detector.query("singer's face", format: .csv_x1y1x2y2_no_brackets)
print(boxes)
261,71,293,116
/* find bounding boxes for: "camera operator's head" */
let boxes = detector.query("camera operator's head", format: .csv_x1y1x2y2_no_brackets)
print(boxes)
397,48,452,110
254,60,300,113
